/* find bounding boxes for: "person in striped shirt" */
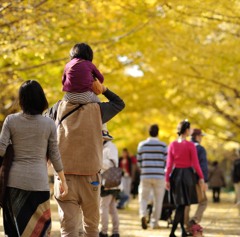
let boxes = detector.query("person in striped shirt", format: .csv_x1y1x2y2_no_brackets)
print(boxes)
137,124,167,229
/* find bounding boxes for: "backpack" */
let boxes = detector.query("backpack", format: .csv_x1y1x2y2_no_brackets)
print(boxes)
233,159,240,183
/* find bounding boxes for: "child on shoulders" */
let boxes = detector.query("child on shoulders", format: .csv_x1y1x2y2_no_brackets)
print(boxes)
62,43,112,140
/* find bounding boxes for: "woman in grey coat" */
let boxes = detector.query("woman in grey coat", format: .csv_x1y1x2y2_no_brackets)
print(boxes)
208,161,225,202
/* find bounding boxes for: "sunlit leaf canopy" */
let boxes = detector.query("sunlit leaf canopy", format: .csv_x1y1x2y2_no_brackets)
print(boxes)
0,0,239,158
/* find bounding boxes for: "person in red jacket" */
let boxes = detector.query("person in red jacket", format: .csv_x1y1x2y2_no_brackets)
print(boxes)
165,120,205,237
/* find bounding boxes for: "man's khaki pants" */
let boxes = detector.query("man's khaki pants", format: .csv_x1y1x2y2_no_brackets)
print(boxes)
138,178,165,228
54,174,101,237
185,196,208,226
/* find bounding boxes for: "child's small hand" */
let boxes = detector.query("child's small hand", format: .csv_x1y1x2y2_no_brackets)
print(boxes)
102,85,107,93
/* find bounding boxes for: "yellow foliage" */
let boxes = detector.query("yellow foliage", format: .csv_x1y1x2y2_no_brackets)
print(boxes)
0,0,239,156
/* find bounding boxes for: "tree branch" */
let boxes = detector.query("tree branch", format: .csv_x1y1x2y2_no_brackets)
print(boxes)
203,100,240,129
0,57,67,74
0,2,12,13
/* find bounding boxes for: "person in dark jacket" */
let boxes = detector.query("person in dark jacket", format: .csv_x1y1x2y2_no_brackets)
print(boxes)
208,161,225,203
232,151,240,215
185,128,208,228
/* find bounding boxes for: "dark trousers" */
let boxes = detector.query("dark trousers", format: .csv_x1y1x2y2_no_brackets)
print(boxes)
212,187,221,202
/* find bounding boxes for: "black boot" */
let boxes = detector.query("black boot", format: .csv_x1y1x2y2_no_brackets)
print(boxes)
99,232,108,237
141,216,148,229
111,234,120,237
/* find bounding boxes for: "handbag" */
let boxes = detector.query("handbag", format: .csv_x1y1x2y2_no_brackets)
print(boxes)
0,144,14,207
194,173,207,203
101,160,122,188
91,78,103,95
196,183,207,203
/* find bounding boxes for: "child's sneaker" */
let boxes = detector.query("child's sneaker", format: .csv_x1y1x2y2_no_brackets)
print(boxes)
102,130,113,140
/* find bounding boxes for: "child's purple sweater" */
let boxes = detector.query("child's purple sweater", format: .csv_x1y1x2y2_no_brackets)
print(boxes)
62,58,104,93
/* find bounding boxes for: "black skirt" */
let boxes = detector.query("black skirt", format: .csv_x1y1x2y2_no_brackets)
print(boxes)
170,167,198,206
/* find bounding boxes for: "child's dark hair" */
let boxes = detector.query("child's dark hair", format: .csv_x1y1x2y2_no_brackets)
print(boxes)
69,43,93,61
19,80,48,115
177,120,190,136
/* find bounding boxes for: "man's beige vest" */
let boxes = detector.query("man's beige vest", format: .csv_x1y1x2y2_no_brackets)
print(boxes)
56,101,103,175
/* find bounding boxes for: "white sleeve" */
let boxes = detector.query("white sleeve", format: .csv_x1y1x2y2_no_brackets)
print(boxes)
109,142,118,167
102,142,118,170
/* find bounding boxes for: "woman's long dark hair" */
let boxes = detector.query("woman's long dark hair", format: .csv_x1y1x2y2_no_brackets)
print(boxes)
19,80,48,115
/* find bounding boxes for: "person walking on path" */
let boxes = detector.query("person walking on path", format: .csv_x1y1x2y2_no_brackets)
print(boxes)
208,161,225,203
99,140,120,237
232,151,240,215
165,120,205,237
48,85,124,237
185,128,208,228
0,80,68,236
137,124,167,230
118,148,137,207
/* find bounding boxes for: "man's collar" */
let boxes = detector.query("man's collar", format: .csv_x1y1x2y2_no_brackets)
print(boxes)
191,138,200,144
147,137,159,141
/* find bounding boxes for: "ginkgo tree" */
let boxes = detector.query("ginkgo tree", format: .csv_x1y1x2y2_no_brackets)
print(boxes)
0,0,239,157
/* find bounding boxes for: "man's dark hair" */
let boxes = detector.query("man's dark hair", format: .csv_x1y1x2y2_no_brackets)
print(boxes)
19,80,48,115
149,124,159,137
70,43,93,61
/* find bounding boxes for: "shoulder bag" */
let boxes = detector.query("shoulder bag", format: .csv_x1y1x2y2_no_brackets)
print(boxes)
101,160,122,188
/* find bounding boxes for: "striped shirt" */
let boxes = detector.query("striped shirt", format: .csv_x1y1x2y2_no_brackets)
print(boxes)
63,91,100,104
137,137,167,180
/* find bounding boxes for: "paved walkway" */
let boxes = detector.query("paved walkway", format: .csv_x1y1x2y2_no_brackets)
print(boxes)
1,191,240,237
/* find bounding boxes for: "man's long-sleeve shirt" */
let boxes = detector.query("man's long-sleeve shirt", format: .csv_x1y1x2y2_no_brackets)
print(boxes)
137,137,167,180
192,139,208,182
